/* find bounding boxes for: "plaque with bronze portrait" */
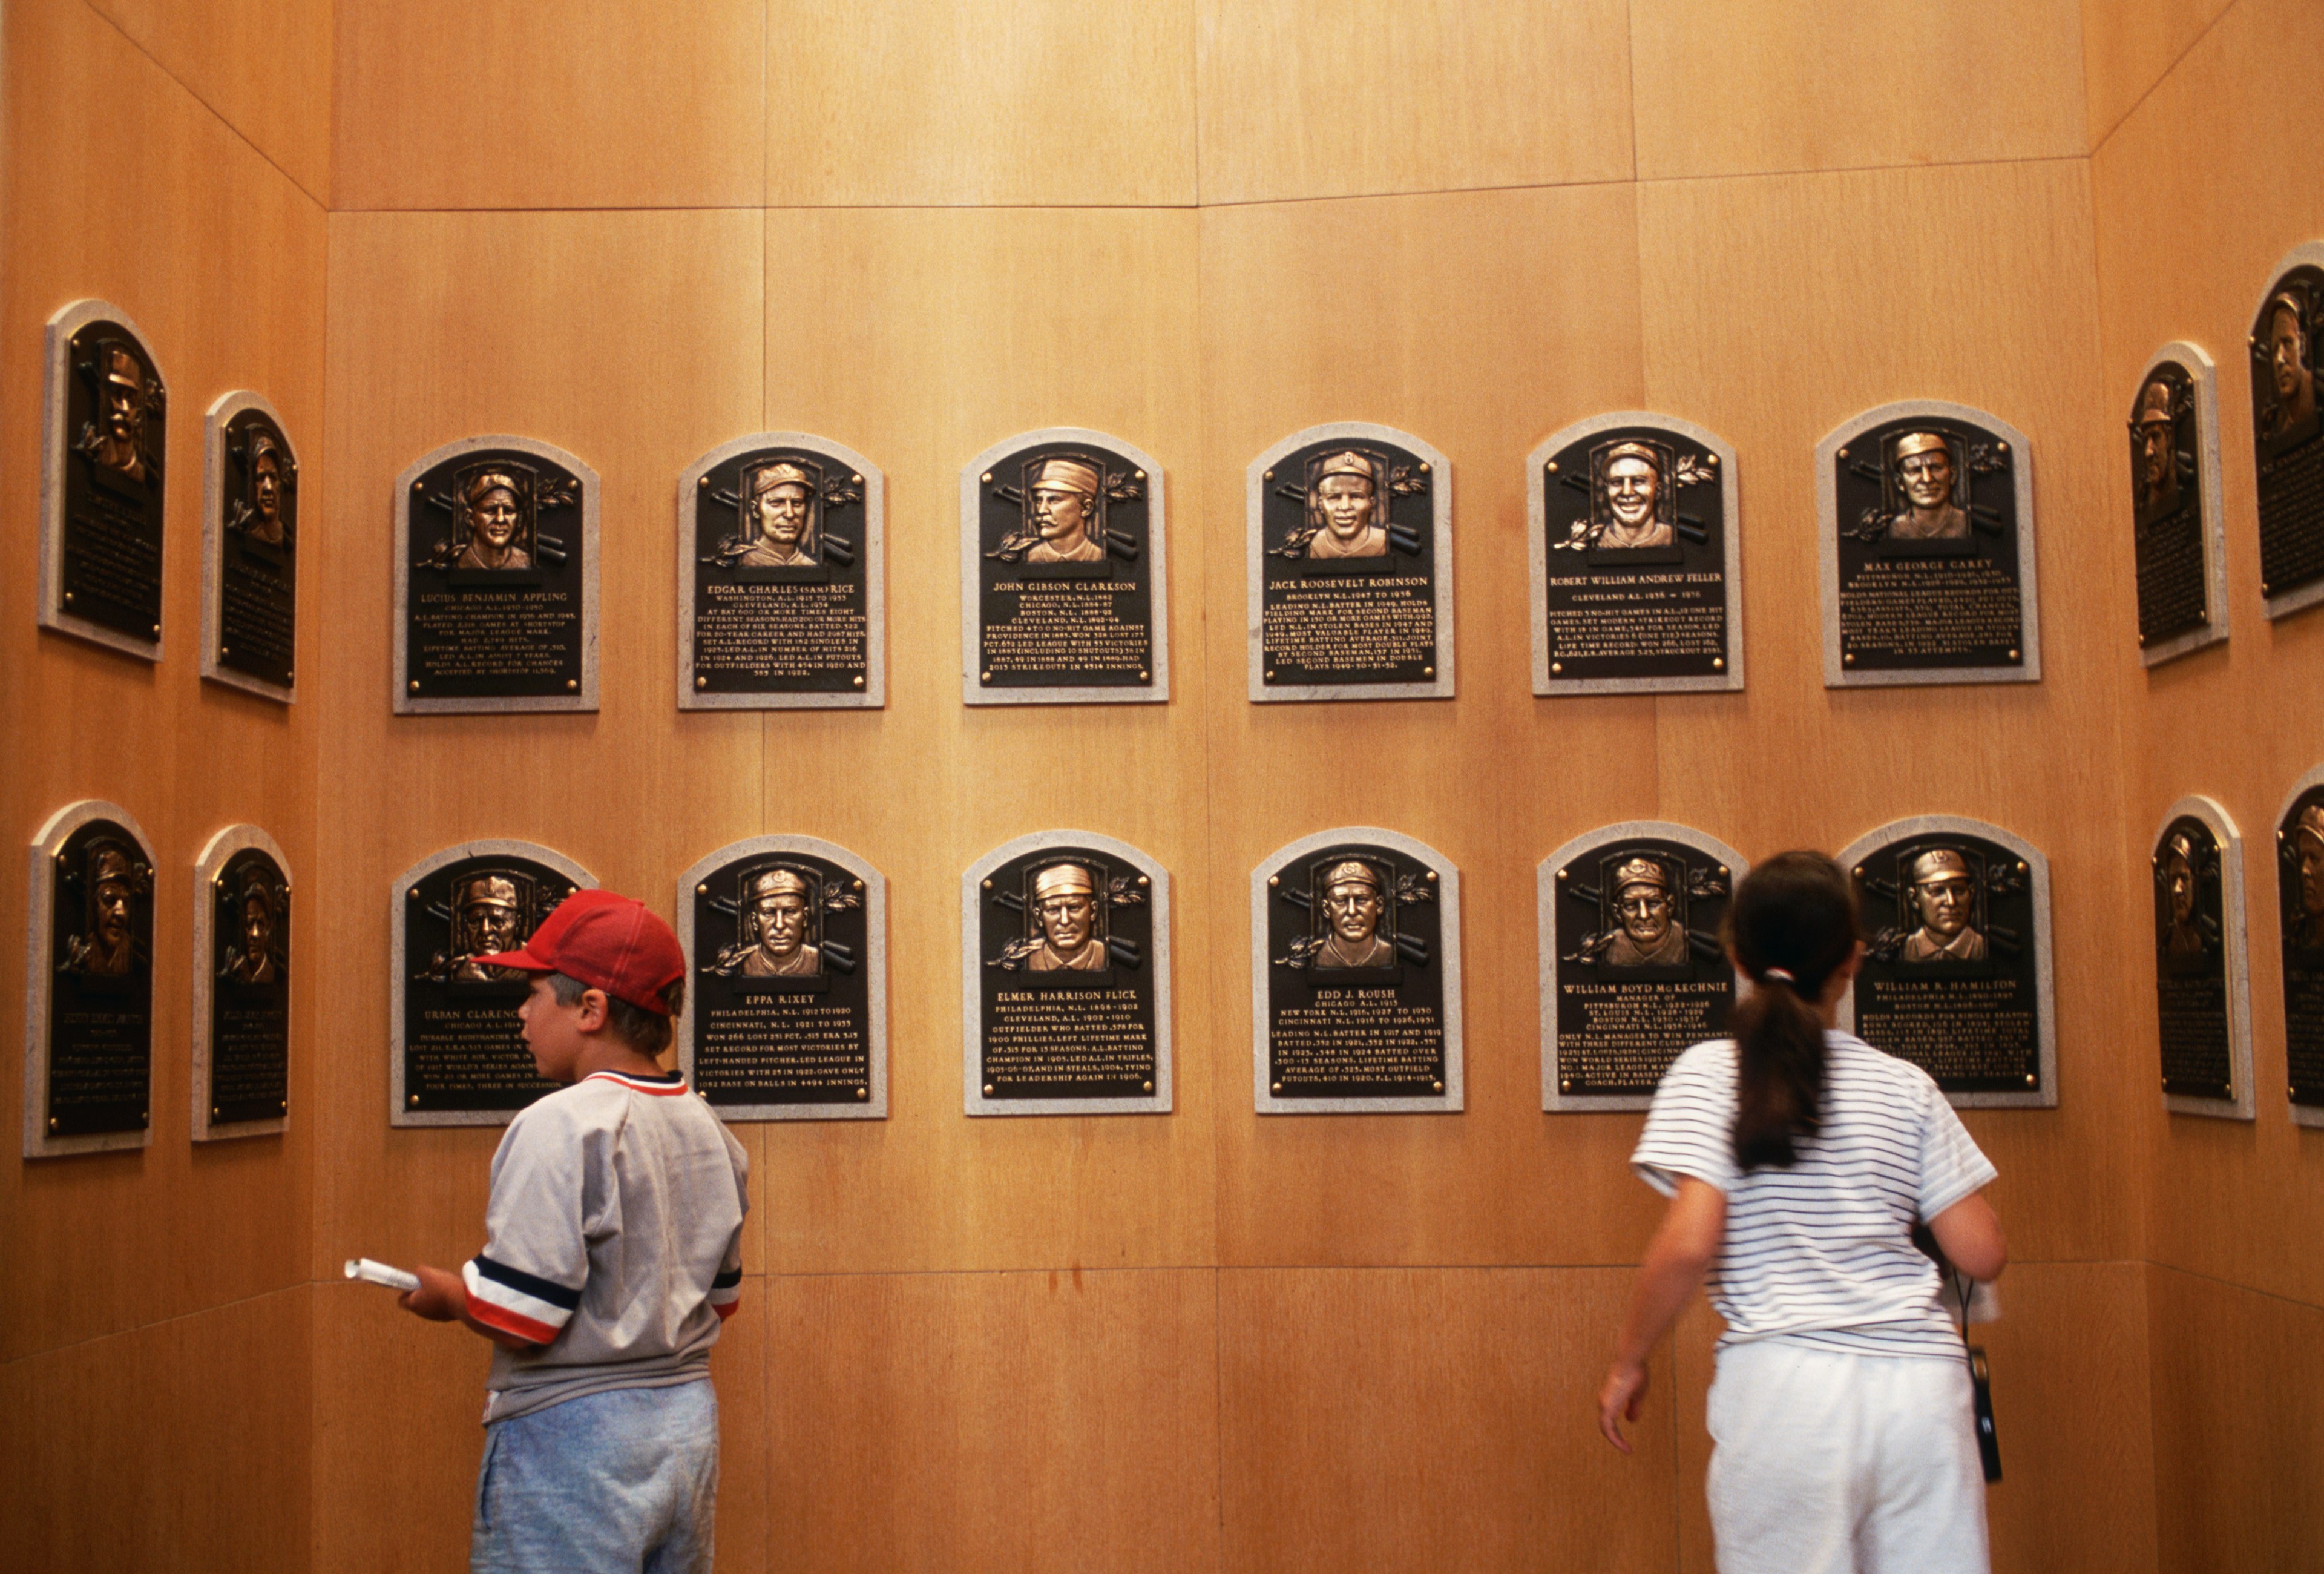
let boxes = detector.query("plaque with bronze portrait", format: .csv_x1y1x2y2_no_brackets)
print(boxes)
1249,423,1454,702
680,435,884,709
2130,347,2227,665
1253,829,1463,1113
2251,248,2324,619
202,392,300,701
2152,798,2252,1118
1837,817,2055,1108
1818,402,2040,687
24,802,156,1156
961,429,1167,705
963,834,1171,1115
391,843,596,1126
1529,415,1744,694
1540,823,1745,1110
678,836,886,1119
395,436,600,713
193,826,292,1139
2274,766,2324,1125
39,301,168,661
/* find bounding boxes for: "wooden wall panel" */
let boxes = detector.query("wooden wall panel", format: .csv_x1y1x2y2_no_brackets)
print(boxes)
2145,1264,2324,1574
766,0,1196,207
331,0,764,209
762,1268,1219,1573
2093,0,2324,1314
86,0,332,200
748,207,1217,1276
1218,1267,1673,1574
1630,0,2089,180
1194,0,1632,205
2080,0,2234,150
0,1285,312,1574
1636,159,2145,1266
0,0,324,1363
1199,184,1665,1269
309,209,770,1285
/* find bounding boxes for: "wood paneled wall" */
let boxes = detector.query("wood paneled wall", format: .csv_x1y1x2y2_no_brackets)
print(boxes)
0,0,329,1567
2090,0,2324,1564
13,0,2319,1569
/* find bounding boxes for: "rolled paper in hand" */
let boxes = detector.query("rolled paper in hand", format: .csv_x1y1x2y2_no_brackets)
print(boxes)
344,1257,421,1294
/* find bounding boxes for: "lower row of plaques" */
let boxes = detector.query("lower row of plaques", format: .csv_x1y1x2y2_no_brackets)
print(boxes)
41,783,2324,1154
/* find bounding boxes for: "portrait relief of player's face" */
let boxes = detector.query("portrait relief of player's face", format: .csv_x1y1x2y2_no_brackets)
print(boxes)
473,487,518,552
2136,379,2179,507
1020,457,1105,564
103,352,142,450
1618,878,1672,949
2274,303,2308,406
1914,868,1972,938
243,891,274,958
1025,864,1105,970
1037,884,1094,953
1606,455,1658,530
753,881,809,960
1317,474,1376,541
1324,876,1382,946
88,853,135,975
2300,838,2324,918
1899,443,1953,509
458,890,517,960
246,435,287,544
1032,482,1089,550
2165,856,2195,927
758,482,811,549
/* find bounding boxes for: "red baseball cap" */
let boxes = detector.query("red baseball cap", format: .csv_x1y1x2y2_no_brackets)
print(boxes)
473,888,686,1015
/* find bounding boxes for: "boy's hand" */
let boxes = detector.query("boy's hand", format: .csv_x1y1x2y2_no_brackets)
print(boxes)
398,1263,467,1322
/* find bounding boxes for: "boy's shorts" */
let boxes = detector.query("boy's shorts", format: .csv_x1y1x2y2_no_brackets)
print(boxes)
471,1378,719,1574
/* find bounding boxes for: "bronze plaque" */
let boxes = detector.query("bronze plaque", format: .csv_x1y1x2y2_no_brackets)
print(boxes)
392,844,593,1125
41,302,167,660
2251,251,2324,614
1530,415,1743,693
1249,423,1454,702
2153,814,2233,1103
31,805,156,1149
962,430,1167,705
1253,829,1463,1113
1839,817,2055,1107
680,837,886,1118
203,839,292,1131
203,394,300,699
2129,351,2225,661
963,834,1171,1115
1820,403,2039,687
395,437,599,713
681,435,882,708
1540,824,1744,1109
2276,772,2324,1118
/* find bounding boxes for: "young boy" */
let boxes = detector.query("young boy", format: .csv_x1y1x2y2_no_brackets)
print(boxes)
399,888,749,1574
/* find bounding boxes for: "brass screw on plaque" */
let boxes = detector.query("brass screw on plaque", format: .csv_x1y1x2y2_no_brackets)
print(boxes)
48,1118,59,1131
1712,656,1724,670
151,624,161,637
853,880,864,891
1854,867,1866,880
1839,448,1850,461
1426,871,1437,882
981,671,993,683
1843,653,1856,666
980,472,993,484
982,878,993,890
286,671,294,683
982,1084,994,1097
852,676,864,688
1431,1080,1443,1093
1268,876,1279,887
409,680,421,693
1138,875,1149,886
212,1107,222,1121
1271,1082,1282,1094
1134,470,1146,481
1557,869,1567,881
1546,462,1560,475
62,591,74,604
697,884,709,895
409,887,421,900
1265,670,1276,680
409,1094,420,1108
1138,670,1149,682
695,676,707,689
566,679,579,691
2017,861,2028,875
850,474,862,485
221,647,231,658
1264,469,1275,482
1551,662,1563,676
1142,1081,1153,1093
2024,1075,2037,1088
413,480,424,492
856,1087,868,1099
141,1113,149,1126
2138,634,2147,647
278,1100,287,1113
2007,649,2020,663
1419,462,1431,474
1422,666,1434,678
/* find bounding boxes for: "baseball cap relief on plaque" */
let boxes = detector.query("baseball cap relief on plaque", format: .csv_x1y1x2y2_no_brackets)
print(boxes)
960,429,1167,706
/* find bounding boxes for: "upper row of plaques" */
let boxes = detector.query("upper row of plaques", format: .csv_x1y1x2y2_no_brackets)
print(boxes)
36,245,2324,699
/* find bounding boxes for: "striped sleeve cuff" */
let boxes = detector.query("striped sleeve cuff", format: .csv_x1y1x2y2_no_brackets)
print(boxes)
709,1266,743,1321
463,1255,581,1345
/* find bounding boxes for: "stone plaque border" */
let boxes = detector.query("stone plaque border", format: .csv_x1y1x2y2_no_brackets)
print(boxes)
39,299,166,662
200,390,300,703
1526,412,1745,696
2134,343,2229,667
1538,820,1750,1112
389,840,597,1128
22,799,156,1157
677,432,886,711
960,830,1173,1116
393,435,602,716
2154,795,2254,1121
676,834,888,1120
1246,422,1455,704
1250,826,1464,1115
958,427,1170,708
192,823,292,1141
1834,814,2056,1110
2276,762,2324,1129
2254,242,2324,623
1816,400,2041,688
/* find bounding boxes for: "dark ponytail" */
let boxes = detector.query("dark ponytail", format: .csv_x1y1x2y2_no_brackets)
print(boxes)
1726,851,1859,1171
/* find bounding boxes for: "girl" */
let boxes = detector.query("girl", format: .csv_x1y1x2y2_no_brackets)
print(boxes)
1597,851,2007,1573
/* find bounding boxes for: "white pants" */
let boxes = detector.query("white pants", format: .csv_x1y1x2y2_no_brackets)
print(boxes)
1705,1340,1990,1574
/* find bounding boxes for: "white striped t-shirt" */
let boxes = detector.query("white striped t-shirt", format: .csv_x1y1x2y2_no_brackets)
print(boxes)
1631,1032,1997,1360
